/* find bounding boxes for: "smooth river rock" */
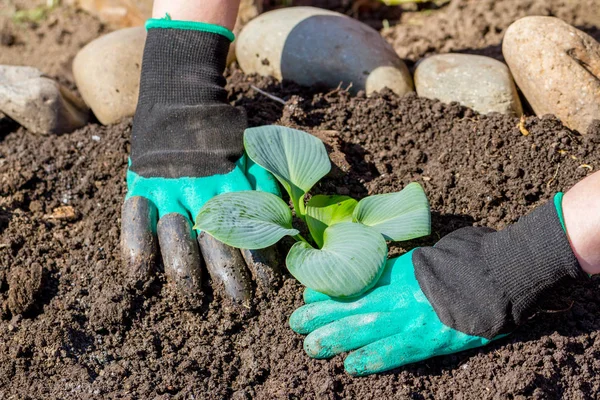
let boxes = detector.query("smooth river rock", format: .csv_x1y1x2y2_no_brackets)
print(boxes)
0,66,89,134
415,53,523,116
73,27,146,125
236,7,413,96
503,16,600,134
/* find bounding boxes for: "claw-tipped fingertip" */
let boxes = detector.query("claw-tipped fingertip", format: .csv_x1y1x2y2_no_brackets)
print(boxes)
289,307,308,334
157,213,203,305
303,287,331,303
121,196,158,290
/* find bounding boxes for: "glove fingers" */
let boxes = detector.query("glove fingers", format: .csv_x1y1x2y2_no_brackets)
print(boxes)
157,213,203,307
244,157,281,196
241,247,283,292
303,312,405,359
303,288,332,304
344,332,429,376
289,286,398,334
197,232,252,305
121,196,158,291
216,165,254,195
343,319,489,376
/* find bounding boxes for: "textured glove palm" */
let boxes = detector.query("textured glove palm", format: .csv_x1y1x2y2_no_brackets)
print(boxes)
126,156,279,220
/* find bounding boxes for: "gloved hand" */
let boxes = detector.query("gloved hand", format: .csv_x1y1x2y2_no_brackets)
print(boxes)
121,19,281,306
290,251,491,376
290,196,585,375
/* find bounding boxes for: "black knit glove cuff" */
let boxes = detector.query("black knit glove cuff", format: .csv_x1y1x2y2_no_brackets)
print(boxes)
413,199,585,339
130,27,246,178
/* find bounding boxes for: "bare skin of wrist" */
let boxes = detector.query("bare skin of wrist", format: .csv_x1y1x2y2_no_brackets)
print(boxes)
152,0,241,30
562,170,600,275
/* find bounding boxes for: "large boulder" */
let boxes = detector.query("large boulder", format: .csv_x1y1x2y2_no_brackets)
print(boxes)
0,65,89,134
73,27,146,125
503,17,600,134
415,53,523,116
236,7,413,96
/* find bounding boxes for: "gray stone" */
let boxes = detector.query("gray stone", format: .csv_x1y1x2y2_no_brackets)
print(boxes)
236,7,413,96
503,16,600,134
0,65,89,134
73,27,146,125
415,53,523,116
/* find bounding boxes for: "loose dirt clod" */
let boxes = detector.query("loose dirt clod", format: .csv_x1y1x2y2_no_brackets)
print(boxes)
6,263,43,316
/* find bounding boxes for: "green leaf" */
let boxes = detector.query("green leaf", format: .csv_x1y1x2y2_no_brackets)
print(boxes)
194,191,298,249
244,126,331,217
306,195,358,248
286,222,388,298
353,182,431,241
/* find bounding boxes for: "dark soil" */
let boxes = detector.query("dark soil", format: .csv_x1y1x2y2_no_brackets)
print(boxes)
1,1,600,399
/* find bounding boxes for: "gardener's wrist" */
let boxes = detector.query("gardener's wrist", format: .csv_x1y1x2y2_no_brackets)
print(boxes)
152,0,241,31
138,20,232,105
414,197,584,339
561,170,600,275
145,18,235,42
130,16,245,178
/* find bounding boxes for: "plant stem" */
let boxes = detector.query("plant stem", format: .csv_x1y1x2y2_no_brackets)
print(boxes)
292,192,306,222
293,234,310,244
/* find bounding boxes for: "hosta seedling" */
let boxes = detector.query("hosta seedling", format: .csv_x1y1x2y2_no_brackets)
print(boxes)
306,195,358,248
195,125,431,298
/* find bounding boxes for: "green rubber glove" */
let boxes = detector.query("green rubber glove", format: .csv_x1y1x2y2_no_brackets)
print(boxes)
121,18,286,305
126,155,279,219
289,250,492,376
122,153,283,304
289,195,582,376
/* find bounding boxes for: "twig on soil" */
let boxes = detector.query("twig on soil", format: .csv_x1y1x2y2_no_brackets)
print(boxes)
578,164,593,171
546,163,560,188
250,85,286,105
539,300,575,314
517,115,529,136
528,300,574,321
